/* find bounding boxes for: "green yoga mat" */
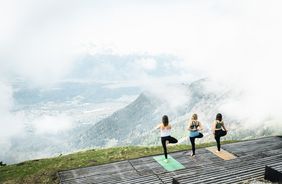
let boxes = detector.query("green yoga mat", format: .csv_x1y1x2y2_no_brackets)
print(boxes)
153,155,185,171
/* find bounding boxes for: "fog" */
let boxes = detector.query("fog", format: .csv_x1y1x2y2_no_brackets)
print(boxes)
0,0,282,163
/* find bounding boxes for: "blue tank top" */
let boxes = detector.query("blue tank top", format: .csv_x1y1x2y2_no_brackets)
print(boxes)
189,121,200,137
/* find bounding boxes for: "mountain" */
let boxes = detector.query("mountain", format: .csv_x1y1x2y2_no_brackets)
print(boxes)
1,80,140,164
75,79,237,148
4,78,279,164
75,92,162,148
75,78,280,149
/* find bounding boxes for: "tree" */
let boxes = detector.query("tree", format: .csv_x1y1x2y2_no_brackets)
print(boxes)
0,161,6,166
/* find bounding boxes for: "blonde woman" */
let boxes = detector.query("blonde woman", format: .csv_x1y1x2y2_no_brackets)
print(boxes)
212,113,228,152
188,114,204,156
155,115,178,162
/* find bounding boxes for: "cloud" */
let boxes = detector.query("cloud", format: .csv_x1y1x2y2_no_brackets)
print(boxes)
31,115,73,135
0,81,74,162
0,82,26,156
136,58,157,71
0,82,24,140
0,0,83,86
2,0,280,87
1,0,282,163
1,0,281,117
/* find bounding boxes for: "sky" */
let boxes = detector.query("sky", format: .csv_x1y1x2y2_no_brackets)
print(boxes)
1,0,282,82
1,0,282,157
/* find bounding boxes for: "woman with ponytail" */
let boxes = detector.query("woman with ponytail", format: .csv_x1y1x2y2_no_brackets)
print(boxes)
212,113,228,152
188,114,204,156
155,115,178,162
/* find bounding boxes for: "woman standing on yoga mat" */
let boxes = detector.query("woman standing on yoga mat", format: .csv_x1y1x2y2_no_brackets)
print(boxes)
155,115,178,162
188,114,204,156
212,113,228,152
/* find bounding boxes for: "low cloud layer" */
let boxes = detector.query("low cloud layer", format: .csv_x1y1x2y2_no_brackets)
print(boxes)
1,0,282,163
0,83,24,142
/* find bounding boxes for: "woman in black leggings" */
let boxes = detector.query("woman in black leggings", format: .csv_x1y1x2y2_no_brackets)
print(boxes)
188,114,204,156
155,115,178,162
212,113,228,152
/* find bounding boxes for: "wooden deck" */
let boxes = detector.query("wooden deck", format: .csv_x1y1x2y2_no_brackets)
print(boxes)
58,136,282,184
265,161,282,183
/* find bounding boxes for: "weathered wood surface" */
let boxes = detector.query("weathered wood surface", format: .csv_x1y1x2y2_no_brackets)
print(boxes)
58,136,282,184
265,161,282,184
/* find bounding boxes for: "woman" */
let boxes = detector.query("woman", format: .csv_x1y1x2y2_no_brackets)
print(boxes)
155,115,178,162
188,114,204,156
212,113,228,152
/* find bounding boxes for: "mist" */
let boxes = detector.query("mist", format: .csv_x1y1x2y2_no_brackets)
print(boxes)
1,0,282,163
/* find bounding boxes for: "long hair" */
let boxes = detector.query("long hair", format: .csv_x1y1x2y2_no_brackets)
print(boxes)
162,115,169,126
216,113,222,121
191,114,198,121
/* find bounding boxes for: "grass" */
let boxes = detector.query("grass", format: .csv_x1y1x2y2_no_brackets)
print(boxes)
0,140,239,184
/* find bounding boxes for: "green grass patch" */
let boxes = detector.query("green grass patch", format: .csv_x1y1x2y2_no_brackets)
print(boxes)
0,140,239,184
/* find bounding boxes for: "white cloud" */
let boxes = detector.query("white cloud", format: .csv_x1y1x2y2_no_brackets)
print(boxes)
0,81,74,159
136,58,157,71
2,0,281,87
0,82,24,139
0,82,13,111
136,75,191,109
0,82,25,155
1,0,282,162
31,115,73,135
0,0,83,86
1,0,281,112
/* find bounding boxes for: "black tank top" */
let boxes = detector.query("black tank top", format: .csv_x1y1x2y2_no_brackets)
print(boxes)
190,121,199,130
215,121,223,129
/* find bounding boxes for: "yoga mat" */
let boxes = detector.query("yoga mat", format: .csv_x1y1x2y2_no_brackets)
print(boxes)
206,146,237,160
153,155,185,171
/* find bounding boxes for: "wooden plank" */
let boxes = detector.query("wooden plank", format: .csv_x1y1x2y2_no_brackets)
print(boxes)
265,162,282,184
173,151,282,184
58,136,282,184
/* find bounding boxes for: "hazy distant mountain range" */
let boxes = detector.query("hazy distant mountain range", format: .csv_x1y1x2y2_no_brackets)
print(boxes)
72,78,232,148
2,78,277,164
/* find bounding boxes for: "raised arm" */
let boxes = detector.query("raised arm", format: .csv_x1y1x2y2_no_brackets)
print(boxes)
222,122,228,132
154,124,161,130
187,120,192,131
198,121,204,131
212,121,216,134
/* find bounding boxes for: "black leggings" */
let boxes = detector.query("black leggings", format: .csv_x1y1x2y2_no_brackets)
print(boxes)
214,130,227,151
161,136,178,159
189,133,203,155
